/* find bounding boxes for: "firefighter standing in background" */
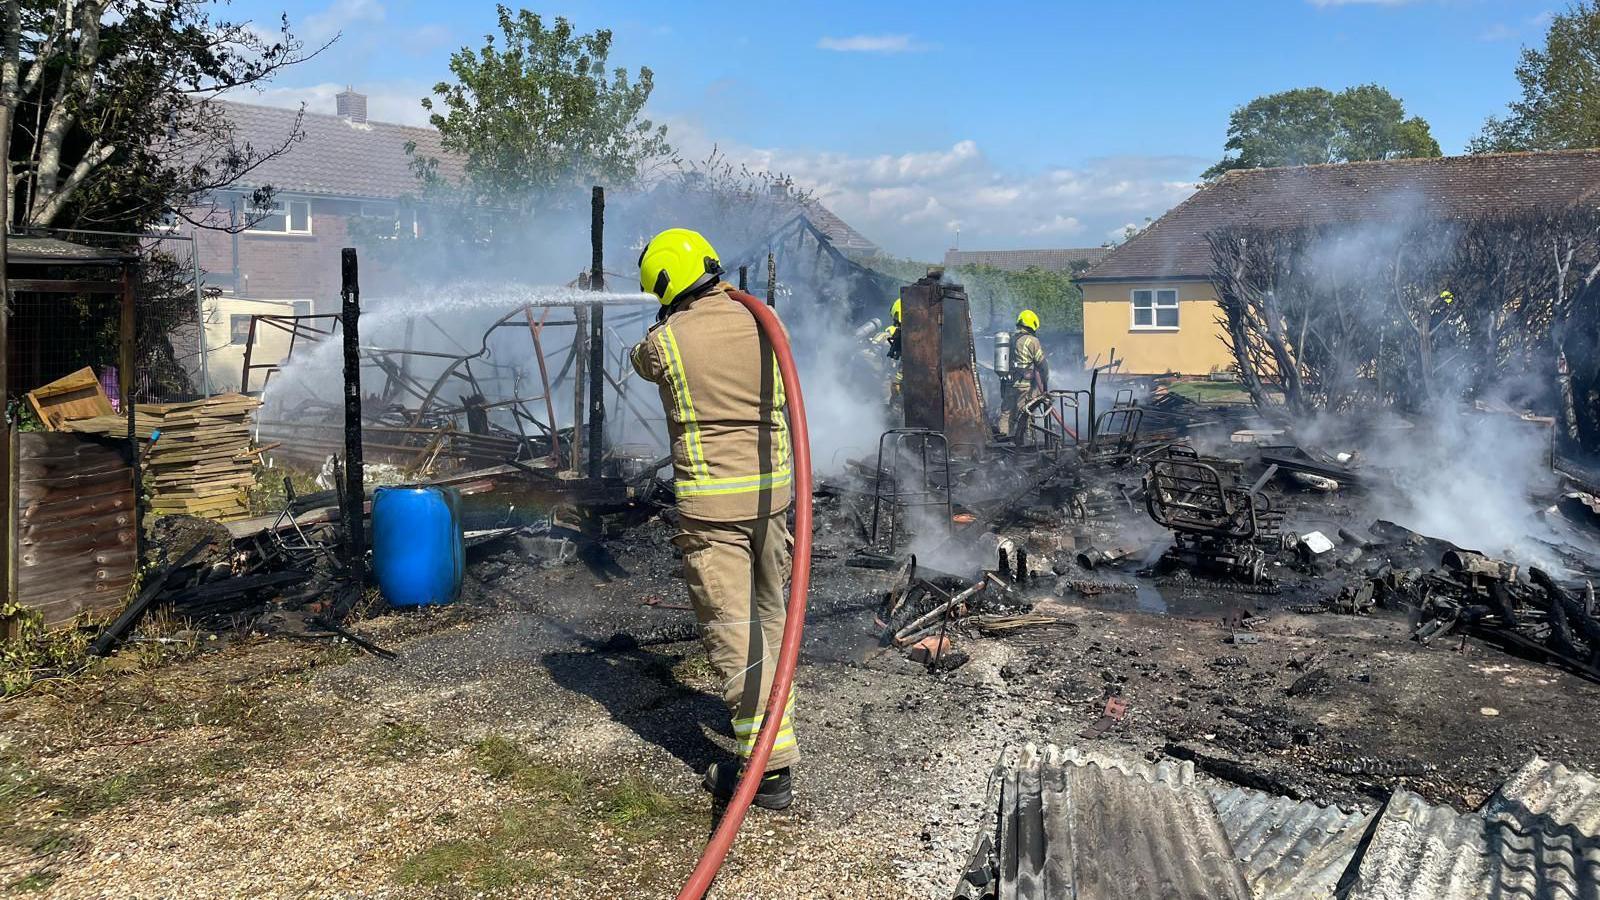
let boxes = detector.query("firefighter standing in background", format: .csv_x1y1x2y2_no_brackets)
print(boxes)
871,298,903,408
997,308,1049,441
630,228,797,810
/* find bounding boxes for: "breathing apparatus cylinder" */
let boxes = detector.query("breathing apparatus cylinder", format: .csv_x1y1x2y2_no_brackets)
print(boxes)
994,330,1013,377
853,318,883,340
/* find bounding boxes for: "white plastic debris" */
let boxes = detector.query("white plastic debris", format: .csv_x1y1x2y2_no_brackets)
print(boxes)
1292,472,1340,492
1299,531,1336,556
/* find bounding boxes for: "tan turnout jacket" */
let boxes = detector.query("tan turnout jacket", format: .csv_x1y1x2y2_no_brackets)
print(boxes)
631,284,793,522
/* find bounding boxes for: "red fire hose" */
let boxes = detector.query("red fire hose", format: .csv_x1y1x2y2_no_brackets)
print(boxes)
675,289,814,899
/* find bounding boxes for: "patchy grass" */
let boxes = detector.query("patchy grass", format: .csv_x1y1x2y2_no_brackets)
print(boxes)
600,776,688,833
398,736,699,891
1165,379,1252,405
670,651,717,688
473,736,585,801
247,463,325,516
6,871,59,893
367,721,433,761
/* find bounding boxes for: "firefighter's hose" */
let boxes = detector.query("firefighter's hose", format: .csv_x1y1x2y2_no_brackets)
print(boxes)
675,289,813,899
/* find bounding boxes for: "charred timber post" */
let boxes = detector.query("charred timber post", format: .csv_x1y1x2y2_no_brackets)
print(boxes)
766,251,776,308
587,186,605,481
340,248,366,589
738,266,748,292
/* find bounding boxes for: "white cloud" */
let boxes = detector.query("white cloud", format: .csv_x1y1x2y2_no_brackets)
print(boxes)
303,0,386,43
661,117,1202,258
1480,11,1555,41
242,80,432,126
816,34,931,53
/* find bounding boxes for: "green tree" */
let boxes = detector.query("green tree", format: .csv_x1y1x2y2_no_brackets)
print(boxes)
4,0,314,231
1204,85,1440,179
1470,2,1600,153
415,6,671,211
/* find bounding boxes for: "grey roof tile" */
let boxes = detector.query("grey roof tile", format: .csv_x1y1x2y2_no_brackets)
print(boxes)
213,100,461,200
944,247,1109,273
1082,150,1600,282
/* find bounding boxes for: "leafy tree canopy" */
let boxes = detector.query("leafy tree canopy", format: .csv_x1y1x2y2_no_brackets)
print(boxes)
416,6,671,212
1204,84,1441,179
1470,1,1600,153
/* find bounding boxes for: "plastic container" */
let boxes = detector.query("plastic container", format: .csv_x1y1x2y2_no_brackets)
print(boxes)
372,485,464,607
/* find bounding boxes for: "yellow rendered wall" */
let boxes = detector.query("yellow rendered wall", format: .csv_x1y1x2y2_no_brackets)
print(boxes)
1080,280,1235,375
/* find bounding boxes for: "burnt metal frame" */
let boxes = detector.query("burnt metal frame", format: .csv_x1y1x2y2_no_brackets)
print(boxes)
870,428,954,555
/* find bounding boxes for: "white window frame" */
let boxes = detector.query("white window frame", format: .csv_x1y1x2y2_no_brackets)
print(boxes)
248,197,313,235
1131,288,1180,330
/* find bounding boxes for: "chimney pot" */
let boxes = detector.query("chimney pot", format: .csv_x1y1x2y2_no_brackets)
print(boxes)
336,87,368,124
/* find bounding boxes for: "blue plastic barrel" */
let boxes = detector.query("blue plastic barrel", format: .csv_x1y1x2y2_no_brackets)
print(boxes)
372,485,464,607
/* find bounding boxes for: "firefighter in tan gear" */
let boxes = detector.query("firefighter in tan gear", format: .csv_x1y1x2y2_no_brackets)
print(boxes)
870,298,903,408
630,228,797,811
997,309,1049,441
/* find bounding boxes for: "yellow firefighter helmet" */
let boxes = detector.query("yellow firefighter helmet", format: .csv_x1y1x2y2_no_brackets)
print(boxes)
1017,309,1041,331
639,228,723,305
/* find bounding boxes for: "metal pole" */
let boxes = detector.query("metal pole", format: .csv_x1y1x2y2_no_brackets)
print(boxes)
0,210,9,608
570,305,588,476
588,186,605,481
121,264,142,568
738,265,748,293
340,248,366,592
191,228,211,396
766,251,776,308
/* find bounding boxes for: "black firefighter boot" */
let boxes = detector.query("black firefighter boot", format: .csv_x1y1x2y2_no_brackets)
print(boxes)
702,762,793,811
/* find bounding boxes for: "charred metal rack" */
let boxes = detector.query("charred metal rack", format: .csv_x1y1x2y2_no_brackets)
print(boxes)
242,187,663,515
1143,446,1281,585
869,428,954,555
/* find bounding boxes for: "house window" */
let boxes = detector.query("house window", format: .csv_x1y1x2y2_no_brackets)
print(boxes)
1132,288,1179,329
250,198,312,234
230,314,254,344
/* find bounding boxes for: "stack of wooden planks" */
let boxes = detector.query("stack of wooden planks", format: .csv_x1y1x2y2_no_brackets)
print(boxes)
60,393,262,521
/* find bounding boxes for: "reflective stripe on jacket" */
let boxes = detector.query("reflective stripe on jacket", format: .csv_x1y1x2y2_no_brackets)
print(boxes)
631,284,794,522
1012,330,1046,382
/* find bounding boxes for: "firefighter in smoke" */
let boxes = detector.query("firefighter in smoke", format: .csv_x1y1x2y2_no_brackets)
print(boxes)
630,228,797,810
870,298,903,408
997,308,1049,441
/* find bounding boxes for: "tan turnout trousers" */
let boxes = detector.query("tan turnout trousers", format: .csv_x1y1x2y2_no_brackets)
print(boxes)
673,514,797,770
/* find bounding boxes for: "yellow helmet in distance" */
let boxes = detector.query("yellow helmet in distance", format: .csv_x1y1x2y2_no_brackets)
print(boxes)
892,298,903,324
1017,309,1041,332
639,228,723,305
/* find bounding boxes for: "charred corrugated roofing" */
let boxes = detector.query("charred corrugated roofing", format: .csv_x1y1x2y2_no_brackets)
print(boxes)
1337,787,1600,900
1488,755,1600,834
994,744,1251,900
1208,785,1369,900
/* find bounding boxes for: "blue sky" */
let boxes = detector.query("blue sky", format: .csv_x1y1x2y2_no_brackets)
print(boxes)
225,0,1551,258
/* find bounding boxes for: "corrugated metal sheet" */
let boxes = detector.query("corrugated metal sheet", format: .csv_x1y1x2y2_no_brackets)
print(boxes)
15,432,137,626
1488,755,1600,834
1208,785,1369,900
995,744,1251,900
1058,745,1194,789
1338,788,1600,900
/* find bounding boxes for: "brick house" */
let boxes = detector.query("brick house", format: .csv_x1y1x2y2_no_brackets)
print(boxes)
190,89,877,391
193,89,457,306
